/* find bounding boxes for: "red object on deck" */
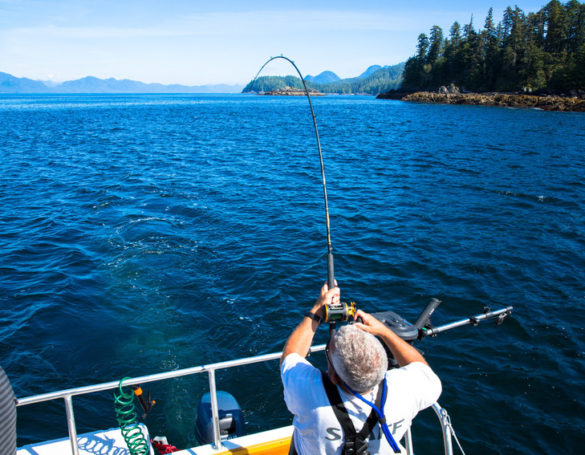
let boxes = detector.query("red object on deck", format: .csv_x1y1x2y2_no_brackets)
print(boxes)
151,438,178,454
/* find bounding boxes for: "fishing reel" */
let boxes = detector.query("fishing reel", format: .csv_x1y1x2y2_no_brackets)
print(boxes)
324,301,357,323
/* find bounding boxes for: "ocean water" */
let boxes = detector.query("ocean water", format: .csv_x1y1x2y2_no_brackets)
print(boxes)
1,93,584,454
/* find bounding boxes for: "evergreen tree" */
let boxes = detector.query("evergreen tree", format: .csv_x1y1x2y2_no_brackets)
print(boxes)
544,0,569,54
450,21,462,46
483,8,501,89
428,26,444,64
443,22,464,85
417,33,429,60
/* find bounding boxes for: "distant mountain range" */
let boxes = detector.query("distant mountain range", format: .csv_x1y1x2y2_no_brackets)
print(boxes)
243,63,405,95
303,65,385,85
0,72,243,93
358,65,383,79
304,65,385,84
305,71,341,84
0,64,404,95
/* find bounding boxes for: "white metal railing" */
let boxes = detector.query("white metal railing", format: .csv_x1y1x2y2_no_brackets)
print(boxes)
16,344,456,455
16,345,324,454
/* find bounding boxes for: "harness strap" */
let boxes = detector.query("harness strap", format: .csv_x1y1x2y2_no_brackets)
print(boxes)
321,372,385,454
346,380,401,453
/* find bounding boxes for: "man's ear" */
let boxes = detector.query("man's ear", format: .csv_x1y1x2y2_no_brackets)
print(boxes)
328,368,342,386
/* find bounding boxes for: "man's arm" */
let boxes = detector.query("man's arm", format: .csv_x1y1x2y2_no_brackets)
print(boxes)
354,309,428,367
280,283,340,365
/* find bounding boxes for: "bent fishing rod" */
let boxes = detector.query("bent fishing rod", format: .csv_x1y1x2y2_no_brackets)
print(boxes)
253,56,356,337
252,56,335,291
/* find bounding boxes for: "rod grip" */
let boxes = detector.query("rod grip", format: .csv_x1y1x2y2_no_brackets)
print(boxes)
327,252,335,289
414,298,442,329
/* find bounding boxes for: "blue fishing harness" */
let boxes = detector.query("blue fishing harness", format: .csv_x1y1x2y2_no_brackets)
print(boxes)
321,372,401,454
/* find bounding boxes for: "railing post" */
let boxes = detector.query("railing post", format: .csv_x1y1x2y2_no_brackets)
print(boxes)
208,369,222,449
432,403,454,455
404,427,414,454
64,395,79,455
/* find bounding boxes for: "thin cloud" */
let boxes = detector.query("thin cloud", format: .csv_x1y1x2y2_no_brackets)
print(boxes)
5,9,444,40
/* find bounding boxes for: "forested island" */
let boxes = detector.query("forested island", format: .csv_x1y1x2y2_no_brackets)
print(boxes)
378,0,585,111
242,64,404,95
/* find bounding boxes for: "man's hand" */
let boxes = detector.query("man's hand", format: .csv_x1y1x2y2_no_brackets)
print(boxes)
311,282,340,319
353,308,428,367
353,309,388,337
280,282,340,364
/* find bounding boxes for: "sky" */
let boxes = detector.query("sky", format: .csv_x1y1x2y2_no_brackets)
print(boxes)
0,0,547,86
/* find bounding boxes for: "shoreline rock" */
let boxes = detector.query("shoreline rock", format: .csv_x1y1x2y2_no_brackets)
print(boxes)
375,89,417,100
262,86,324,96
377,90,585,112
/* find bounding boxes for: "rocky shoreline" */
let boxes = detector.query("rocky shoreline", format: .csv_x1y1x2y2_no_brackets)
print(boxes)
377,90,585,112
262,86,324,96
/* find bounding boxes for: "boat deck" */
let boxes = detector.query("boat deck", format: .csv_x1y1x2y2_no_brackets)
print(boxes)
176,426,293,455
16,425,294,455
17,424,155,455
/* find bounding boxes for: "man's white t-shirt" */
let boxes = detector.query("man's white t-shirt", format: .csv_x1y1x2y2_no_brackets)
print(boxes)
281,353,441,454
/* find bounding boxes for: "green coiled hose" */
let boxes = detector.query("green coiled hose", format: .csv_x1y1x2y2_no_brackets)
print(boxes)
113,378,150,455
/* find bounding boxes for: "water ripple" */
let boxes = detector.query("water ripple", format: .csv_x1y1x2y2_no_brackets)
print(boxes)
1,94,584,453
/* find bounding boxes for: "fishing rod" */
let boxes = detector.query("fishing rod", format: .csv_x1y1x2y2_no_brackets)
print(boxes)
252,56,335,291
253,56,352,338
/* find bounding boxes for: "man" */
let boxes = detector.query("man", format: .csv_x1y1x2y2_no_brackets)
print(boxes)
280,284,441,454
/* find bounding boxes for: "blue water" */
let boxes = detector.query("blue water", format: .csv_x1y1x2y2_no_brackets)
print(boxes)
1,94,584,454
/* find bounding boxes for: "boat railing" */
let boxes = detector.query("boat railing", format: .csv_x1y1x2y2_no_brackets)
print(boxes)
16,344,455,455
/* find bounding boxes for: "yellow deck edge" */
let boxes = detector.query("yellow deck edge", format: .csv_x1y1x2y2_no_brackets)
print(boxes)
213,435,291,455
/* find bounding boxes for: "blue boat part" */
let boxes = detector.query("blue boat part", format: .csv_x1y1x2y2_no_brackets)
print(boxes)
194,391,245,444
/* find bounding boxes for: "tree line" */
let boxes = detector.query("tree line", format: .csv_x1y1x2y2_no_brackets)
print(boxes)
402,0,585,93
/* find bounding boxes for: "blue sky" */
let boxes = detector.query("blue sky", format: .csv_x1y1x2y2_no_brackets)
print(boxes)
0,0,546,85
